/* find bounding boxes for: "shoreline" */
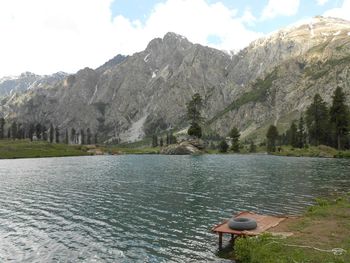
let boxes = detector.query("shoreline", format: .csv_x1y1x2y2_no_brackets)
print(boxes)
1,140,350,159
233,194,350,263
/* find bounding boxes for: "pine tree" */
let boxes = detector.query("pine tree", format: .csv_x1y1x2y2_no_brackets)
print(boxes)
65,129,69,144
36,123,42,139
42,125,48,141
218,140,229,153
152,135,158,147
330,87,349,150
288,121,298,148
249,141,257,153
169,133,177,144
297,115,306,148
11,121,18,140
160,137,164,147
71,128,76,144
0,117,5,139
80,129,85,145
94,134,98,144
187,122,202,138
306,94,329,146
29,123,35,141
187,93,203,138
166,133,170,145
17,123,24,139
229,127,240,152
87,128,92,145
55,127,60,143
49,123,54,143
266,125,279,152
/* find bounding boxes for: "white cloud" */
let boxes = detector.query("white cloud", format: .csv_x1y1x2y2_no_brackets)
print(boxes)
0,0,262,77
316,0,329,6
323,0,350,20
261,0,300,20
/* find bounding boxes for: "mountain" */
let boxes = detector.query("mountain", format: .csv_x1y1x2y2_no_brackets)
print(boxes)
0,71,68,97
1,16,350,143
210,16,350,139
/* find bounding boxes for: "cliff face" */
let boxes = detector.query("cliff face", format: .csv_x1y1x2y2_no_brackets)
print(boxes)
210,16,350,140
0,72,67,97
1,16,350,142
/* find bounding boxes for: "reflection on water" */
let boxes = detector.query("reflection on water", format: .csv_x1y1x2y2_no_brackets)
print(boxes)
0,155,349,262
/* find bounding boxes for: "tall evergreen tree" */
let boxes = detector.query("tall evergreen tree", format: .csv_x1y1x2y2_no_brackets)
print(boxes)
297,115,307,148
288,121,298,148
87,128,92,145
306,94,329,146
94,133,98,144
229,127,240,152
11,121,18,140
71,128,76,144
49,123,54,143
80,129,85,145
160,137,164,147
42,125,48,141
29,123,35,141
65,129,69,144
35,123,42,139
249,140,257,153
169,132,177,144
55,127,60,143
266,125,279,152
17,123,24,139
330,87,349,150
218,140,229,153
0,117,5,139
187,93,203,138
166,133,170,145
152,135,158,147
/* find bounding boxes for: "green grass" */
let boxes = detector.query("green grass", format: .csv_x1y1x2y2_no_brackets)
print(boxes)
272,145,350,158
234,194,350,263
0,139,90,159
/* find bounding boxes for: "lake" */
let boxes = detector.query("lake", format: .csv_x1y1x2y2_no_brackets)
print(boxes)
0,155,349,262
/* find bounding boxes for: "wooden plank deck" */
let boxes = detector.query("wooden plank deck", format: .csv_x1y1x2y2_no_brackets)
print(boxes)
212,211,287,249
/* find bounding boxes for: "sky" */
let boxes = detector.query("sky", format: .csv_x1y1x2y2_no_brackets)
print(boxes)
0,0,349,78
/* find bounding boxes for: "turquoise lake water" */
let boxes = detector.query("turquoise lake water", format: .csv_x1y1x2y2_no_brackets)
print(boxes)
0,155,349,262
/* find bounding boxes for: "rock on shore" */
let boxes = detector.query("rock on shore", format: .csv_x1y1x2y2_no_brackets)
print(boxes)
160,139,204,155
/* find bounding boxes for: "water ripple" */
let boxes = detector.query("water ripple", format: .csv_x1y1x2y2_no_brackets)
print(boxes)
0,155,349,262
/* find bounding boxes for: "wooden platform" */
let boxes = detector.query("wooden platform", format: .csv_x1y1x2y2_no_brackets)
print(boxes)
212,211,287,249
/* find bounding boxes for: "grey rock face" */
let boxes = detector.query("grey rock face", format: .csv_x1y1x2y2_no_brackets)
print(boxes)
1,16,350,142
0,72,67,98
160,140,203,155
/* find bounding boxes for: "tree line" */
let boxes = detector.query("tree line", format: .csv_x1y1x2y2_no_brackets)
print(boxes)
0,119,97,145
152,132,177,147
266,87,350,152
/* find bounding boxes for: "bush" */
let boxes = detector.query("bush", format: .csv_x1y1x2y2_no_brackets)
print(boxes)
188,123,202,138
218,140,229,153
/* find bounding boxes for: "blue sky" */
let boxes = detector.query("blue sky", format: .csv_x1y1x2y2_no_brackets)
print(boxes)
0,0,349,77
111,0,342,35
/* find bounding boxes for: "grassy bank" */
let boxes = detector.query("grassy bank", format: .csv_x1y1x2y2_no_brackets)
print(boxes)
234,194,350,263
272,145,350,158
0,139,90,159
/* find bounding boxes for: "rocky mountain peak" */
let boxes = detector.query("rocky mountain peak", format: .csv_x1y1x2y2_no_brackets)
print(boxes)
146,32,192,53
1,17,350,143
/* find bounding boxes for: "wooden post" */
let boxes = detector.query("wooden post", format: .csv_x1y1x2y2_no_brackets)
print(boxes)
218,232,223,249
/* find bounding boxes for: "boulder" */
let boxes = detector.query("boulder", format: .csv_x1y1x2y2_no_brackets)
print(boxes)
160,140,204,155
